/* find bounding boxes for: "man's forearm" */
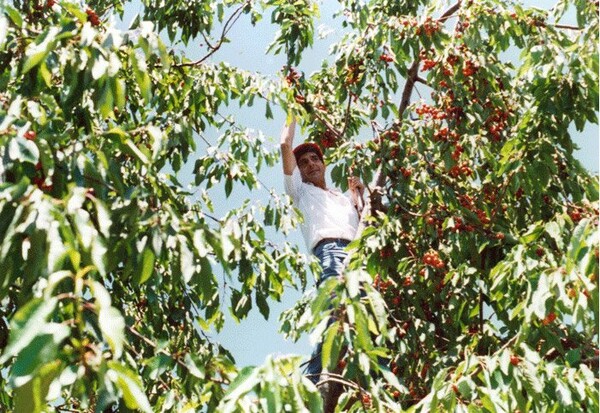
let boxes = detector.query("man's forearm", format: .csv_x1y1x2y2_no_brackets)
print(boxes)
280,118,296,175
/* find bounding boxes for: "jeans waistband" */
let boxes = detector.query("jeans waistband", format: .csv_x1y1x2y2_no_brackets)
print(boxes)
313,237,351,253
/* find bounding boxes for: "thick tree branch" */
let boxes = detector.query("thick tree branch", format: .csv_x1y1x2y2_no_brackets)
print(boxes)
364,1,464,222
415,76,430,86
397,59,421,116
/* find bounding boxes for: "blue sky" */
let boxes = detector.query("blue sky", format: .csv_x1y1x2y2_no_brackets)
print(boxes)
117,1,599,368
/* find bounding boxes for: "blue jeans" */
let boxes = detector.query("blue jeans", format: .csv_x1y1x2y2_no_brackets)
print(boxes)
313,239,350,285
305,239,350,384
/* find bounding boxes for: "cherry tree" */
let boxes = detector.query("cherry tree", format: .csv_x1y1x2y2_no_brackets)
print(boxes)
0,0,597,412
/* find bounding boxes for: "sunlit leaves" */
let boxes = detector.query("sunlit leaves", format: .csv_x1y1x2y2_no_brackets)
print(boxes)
265,0,318,65
218,356,322,413
0,298,60,365
107,362,152,413
0,0,598,411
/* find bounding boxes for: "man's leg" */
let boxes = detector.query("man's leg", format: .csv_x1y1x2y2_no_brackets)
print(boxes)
316,240,350,286
304,240,349,384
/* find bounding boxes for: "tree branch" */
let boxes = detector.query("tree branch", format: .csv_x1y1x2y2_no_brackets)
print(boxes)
310,103,344,139
553,24,583,30
175,1,250,67
438,1,462,22
415,76,430,86
398,59,421,116
339,93,353,139
317,372,362,391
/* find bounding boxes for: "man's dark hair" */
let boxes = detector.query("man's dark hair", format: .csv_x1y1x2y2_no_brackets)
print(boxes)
293,142,324,163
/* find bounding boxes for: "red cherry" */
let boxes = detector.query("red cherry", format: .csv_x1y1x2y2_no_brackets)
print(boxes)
86,9,100,26
379,53,394,64
570,210,582,222
542,312,556,325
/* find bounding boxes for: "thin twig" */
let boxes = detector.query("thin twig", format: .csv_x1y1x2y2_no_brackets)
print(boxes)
438,1,462,21
175,2,250,67
317,372,362,391
312,107,343,139
340,93,353,138
395,202,427,217
553,24,583,30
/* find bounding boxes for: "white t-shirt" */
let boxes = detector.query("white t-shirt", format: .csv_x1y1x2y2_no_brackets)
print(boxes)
284,168,359,251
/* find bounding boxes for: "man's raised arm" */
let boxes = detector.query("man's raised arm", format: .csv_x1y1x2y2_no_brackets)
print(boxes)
280,118,296,176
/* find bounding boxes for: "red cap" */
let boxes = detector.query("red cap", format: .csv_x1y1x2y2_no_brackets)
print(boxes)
293,142,324,163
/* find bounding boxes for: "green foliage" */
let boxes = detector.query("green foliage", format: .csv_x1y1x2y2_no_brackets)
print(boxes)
0,0,598,412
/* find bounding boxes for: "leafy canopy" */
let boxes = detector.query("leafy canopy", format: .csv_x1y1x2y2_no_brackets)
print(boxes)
0,0,597,412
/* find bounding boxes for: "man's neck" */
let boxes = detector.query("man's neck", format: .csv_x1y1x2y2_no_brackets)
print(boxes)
305,178,327,189
312,180,326,190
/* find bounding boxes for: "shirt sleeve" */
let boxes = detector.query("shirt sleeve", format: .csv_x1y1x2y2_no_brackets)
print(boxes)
284,167,303,200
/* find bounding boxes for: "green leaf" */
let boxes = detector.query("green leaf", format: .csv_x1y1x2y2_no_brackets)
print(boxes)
113,78,126,110
124,139,150,164
8,137,39,164
97,80,114,118
256,291,270,320
22,27,59,74
14,360,62,413
93,199,112,238
265,101,273,119
99,306,125,359
565,349,581,367
107,362,152,413
5,6,23,27
529,273,550,320
180,239,195,284
136,248,155,285
545,221,563,249
321,321,342,371
379,364,403,391
183,353,205,379
11,323,69,385
220,366,260,411
93,282,125,358
0,297,58,364
353,303,372,350
147,125,164,160
555,379,573,404
344,270,360,298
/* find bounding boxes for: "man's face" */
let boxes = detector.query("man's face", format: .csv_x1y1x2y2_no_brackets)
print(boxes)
297,151,325,186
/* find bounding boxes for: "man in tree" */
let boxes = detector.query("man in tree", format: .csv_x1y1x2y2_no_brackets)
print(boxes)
280,118,364,384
